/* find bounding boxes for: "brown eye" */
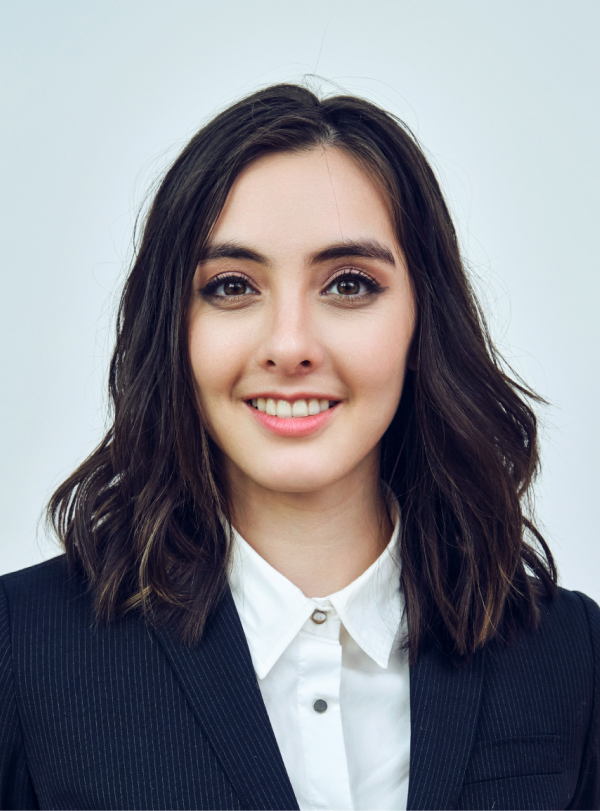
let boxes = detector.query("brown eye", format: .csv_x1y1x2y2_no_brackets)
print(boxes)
335,279,360,296
223,280,248,296
325,272,374,297
322,271,385,302
201,275,258,299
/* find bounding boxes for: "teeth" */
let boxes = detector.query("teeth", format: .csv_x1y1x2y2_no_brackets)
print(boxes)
292,400,309,417
251,398,335,418
276,400,292,418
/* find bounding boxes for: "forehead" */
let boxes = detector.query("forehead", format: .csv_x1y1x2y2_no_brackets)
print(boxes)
210,147,398,255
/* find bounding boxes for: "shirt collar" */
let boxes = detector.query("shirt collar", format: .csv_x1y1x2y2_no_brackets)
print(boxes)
227,487,403,679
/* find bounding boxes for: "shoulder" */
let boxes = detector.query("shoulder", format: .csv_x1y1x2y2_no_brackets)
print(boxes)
537,586,600,658
570,588,600,646
545,585,600,623
2,554,72,587
0,555,161,698
490,586,600,669
1,554,84,605
0,555,93,643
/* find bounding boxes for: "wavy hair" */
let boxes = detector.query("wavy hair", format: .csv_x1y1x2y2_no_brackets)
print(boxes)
47,83,557,663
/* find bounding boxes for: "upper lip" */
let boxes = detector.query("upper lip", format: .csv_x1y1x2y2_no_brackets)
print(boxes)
244,393,342,402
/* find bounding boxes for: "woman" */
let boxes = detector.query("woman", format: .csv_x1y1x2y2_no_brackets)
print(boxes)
0,84,598,811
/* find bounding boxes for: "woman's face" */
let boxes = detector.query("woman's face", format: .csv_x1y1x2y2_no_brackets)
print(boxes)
188,147,416,495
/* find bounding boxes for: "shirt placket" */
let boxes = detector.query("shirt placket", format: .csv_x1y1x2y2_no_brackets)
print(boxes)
297,601,353,811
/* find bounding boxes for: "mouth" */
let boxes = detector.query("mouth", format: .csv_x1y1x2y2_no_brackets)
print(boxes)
246,397,339,419
245,397,340,437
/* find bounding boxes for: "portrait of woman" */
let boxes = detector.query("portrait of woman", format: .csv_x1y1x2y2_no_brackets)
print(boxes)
0,82,598,810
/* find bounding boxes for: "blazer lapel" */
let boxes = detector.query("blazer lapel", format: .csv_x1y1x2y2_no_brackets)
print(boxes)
154,587,299,811
407,642,485,810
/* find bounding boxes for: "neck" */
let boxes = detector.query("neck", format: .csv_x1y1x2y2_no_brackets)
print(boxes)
224,453,393,597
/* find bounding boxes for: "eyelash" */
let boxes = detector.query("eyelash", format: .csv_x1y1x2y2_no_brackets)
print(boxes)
200,269,386,302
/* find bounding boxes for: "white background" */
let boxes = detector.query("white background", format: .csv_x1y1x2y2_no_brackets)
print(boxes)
1,1,598,603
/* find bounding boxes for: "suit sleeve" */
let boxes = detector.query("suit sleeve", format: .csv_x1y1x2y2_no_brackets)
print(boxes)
0,580,38,810
569,591,600,810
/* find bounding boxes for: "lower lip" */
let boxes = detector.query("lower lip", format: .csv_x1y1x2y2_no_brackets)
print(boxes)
246,402,339,437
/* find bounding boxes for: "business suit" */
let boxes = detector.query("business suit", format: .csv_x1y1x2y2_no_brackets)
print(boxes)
0,555,598,810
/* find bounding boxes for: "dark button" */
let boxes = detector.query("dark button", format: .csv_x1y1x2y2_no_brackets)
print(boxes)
311,609,327,624
313,699,328,714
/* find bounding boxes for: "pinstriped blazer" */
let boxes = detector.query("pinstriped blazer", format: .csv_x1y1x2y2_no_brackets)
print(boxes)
0,555,598,810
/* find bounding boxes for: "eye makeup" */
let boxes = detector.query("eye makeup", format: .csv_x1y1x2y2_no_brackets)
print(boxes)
199,267,387,304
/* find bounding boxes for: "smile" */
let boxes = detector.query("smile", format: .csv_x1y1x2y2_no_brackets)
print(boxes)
245,398,340,437
248,398,336,419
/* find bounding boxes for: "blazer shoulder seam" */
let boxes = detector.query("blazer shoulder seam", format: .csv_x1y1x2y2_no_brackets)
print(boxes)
0,554,68,588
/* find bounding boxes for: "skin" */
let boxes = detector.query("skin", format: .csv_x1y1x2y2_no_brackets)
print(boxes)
187,147,416,596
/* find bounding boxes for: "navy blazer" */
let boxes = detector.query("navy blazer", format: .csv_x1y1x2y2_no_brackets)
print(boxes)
0,555,598,810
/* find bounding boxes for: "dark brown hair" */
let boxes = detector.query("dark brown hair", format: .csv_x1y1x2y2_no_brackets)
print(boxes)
47,83,557,663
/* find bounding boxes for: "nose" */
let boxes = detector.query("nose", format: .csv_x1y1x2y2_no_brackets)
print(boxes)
257,289,324,377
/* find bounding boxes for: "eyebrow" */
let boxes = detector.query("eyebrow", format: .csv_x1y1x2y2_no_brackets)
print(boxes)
310,240,396,267
198,242,266,264
198,239,396,268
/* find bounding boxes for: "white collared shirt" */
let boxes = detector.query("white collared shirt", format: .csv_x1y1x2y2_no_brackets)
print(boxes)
227,499,411,810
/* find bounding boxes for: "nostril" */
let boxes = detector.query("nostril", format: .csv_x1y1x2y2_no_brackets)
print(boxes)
300,360,311,367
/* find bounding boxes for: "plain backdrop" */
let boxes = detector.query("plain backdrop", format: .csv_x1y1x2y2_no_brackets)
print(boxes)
1,1,598,603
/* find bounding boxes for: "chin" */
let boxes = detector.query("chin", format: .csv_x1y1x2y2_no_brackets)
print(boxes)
263,476,335,495
235,455,353,495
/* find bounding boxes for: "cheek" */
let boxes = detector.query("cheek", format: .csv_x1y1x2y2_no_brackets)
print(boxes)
188,315,248,400
328,311,413,402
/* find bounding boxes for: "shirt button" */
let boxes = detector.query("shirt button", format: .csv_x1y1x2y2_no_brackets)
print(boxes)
311,609,327,624
313,699,328,714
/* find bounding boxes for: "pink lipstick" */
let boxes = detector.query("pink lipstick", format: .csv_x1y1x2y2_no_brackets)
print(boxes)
246,401,339,437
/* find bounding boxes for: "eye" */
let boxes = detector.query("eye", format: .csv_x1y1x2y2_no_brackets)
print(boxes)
323,270,385,299
200,273,258,299
219,279,251,296
330,278,364,296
